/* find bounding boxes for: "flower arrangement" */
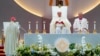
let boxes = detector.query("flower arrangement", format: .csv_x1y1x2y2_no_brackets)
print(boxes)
16,44,51,56
16,43,100,56
16,45,31,56
94,44,100,55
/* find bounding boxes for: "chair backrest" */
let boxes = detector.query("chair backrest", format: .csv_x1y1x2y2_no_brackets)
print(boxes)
52,6,68,18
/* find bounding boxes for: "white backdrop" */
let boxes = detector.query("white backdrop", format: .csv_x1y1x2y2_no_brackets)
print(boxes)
52,6,67,18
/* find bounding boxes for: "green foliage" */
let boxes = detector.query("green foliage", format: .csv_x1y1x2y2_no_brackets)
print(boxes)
17,44,51,56
94,44,100,55
16,43,100,56
67,51,74,56
16,46,31,56
69,43,76,50
86,43,92,49
73,50,81,56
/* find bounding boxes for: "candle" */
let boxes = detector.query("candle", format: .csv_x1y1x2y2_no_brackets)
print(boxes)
43,21,46,29
87,21,88,29
36,21,38,30
94,21,96,30
28,21,31,30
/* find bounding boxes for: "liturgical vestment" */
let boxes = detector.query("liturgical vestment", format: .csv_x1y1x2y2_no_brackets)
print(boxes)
73,18,88,34
4,22,19,55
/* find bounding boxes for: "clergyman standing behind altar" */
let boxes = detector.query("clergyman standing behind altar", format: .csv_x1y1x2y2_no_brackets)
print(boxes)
73,12,88,34
4,16,20,56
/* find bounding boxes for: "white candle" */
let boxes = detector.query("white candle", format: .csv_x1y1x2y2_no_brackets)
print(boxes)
94,21,96,30
43,21,46,29
28,21,31,30
87,21,88,29
36,21,38,30
29,24,30,29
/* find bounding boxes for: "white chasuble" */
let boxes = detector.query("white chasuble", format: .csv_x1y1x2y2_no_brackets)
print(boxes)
4,22,20,55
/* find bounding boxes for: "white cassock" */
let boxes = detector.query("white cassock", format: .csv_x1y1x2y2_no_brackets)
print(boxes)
73,18,88,34
55,22,63,34
50,17,71,34
4,22,20,55
62,26,69,34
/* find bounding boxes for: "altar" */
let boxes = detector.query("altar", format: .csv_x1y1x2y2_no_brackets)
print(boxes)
24,33,100,47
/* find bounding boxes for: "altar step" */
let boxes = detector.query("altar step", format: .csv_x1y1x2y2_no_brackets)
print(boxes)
0,46,5,56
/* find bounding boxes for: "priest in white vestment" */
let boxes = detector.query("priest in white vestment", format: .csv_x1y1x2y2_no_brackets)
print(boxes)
73,13,88,34
50,0,71,34
4,16,20,56
50,11,71,34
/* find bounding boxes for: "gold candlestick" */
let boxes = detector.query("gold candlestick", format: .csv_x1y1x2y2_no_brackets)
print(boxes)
79,30,82,34
93,21,97,34
35,29,39,34
93,29,97,34
87,30,89,34
35,21,39,34
28,21,32,34
43,21,46,34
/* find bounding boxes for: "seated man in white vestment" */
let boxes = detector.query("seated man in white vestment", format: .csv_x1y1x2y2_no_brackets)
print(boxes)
73,12,88,34
4,16,20,56
50,11,71,34
55,12,65,34
50,0,71,34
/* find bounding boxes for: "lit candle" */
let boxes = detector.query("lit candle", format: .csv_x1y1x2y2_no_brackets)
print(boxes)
36,21,38,30
94,21,96,30
43,21,46,29
28,21,31,30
